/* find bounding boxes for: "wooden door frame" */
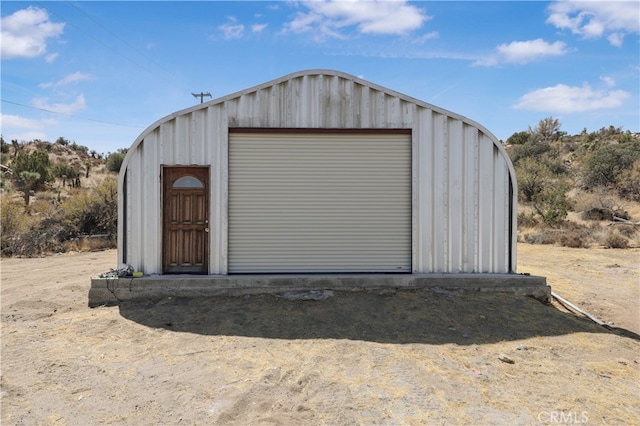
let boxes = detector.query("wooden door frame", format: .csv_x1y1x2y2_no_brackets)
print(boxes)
162,165,210,274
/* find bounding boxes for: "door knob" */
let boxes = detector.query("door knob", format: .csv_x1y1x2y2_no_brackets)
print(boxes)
205,228,209,233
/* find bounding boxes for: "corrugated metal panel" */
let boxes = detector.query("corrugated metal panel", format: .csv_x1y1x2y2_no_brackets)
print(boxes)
411,110,512,273
228,132,412,273
118,69,517,275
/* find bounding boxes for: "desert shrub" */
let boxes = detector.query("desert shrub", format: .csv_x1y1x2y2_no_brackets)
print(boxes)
516,157,551,202
1,137,9,164
1,191,78,256
506,131,530,145
508,141,552,164
69,142,89,156
558,230,589,248
531,116,563,141
581,207,630,221
615,225,637,239
604,233,629,249
533,184,573,226
2,177,118,256
105,149,127,173
518,211,538,228
61,178,117,236
616,159,640,202
524,230,557,245
0,195,31,255
541,153,567,176
561,140,579,154
30,197,60,219
10,217,76,256
582,141,640,189
52,161,80,187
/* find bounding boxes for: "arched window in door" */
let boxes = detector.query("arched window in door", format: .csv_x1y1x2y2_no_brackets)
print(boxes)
172,176,204,188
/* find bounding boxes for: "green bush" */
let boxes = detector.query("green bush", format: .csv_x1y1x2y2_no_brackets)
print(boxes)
105,149,127,173
533,184,572,226
52,161,80,187
11,149,52,189
582,141,640,189
508,141,552,165
616,160,640,202
506,131,530,145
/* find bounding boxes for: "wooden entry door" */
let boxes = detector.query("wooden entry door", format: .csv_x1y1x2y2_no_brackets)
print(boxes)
162,166,209,274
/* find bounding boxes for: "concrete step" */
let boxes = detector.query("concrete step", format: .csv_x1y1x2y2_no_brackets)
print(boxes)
89,273,549,307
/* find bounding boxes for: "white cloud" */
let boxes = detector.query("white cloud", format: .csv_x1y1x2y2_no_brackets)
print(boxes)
1,113,50,129
600,76,615,87
39,72,94,89
0,113,58,142
220,20,245,39
607,32,624,47
0,7,65,59
546,1,640,46
252,23,268,33
284,0,429,38
474,39,567,66
4,130,49,143
413,31,439,44
32,94,87,115
514,83,630,113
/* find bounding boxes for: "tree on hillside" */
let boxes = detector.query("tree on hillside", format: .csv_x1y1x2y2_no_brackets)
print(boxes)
52,161,80,188
530,116,562,141
516,157,551,203
506,131,530,145
533,184,572,226
11,139,22,160
19,171,40,206
12,150,52,189
55,137,69,146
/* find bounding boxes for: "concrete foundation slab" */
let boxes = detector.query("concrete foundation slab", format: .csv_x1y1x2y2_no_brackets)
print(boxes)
88,273,549,307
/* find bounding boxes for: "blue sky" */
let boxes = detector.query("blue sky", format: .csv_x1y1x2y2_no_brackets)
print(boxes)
1,1,639,155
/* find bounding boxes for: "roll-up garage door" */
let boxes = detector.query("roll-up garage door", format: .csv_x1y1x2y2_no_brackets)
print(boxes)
228,131,411,273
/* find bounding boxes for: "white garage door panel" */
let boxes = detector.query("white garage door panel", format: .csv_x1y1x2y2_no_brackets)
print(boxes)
228,132,411,273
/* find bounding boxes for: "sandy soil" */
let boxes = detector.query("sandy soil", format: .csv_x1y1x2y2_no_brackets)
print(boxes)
1,244,639,425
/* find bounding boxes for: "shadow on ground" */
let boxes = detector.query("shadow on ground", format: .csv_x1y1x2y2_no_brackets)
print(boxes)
118,289,639,345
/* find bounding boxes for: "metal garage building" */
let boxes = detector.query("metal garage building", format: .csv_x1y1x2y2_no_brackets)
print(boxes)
117,69,517,277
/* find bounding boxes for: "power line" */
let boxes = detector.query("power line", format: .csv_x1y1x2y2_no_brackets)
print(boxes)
1,99,145,129
65,1,176,80
37,1,164,79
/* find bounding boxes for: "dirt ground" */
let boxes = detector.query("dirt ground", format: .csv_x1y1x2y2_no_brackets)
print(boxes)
1,243,638,425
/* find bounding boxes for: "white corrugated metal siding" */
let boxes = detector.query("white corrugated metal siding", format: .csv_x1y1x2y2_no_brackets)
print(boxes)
118,69,517,275
228,132,411,273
